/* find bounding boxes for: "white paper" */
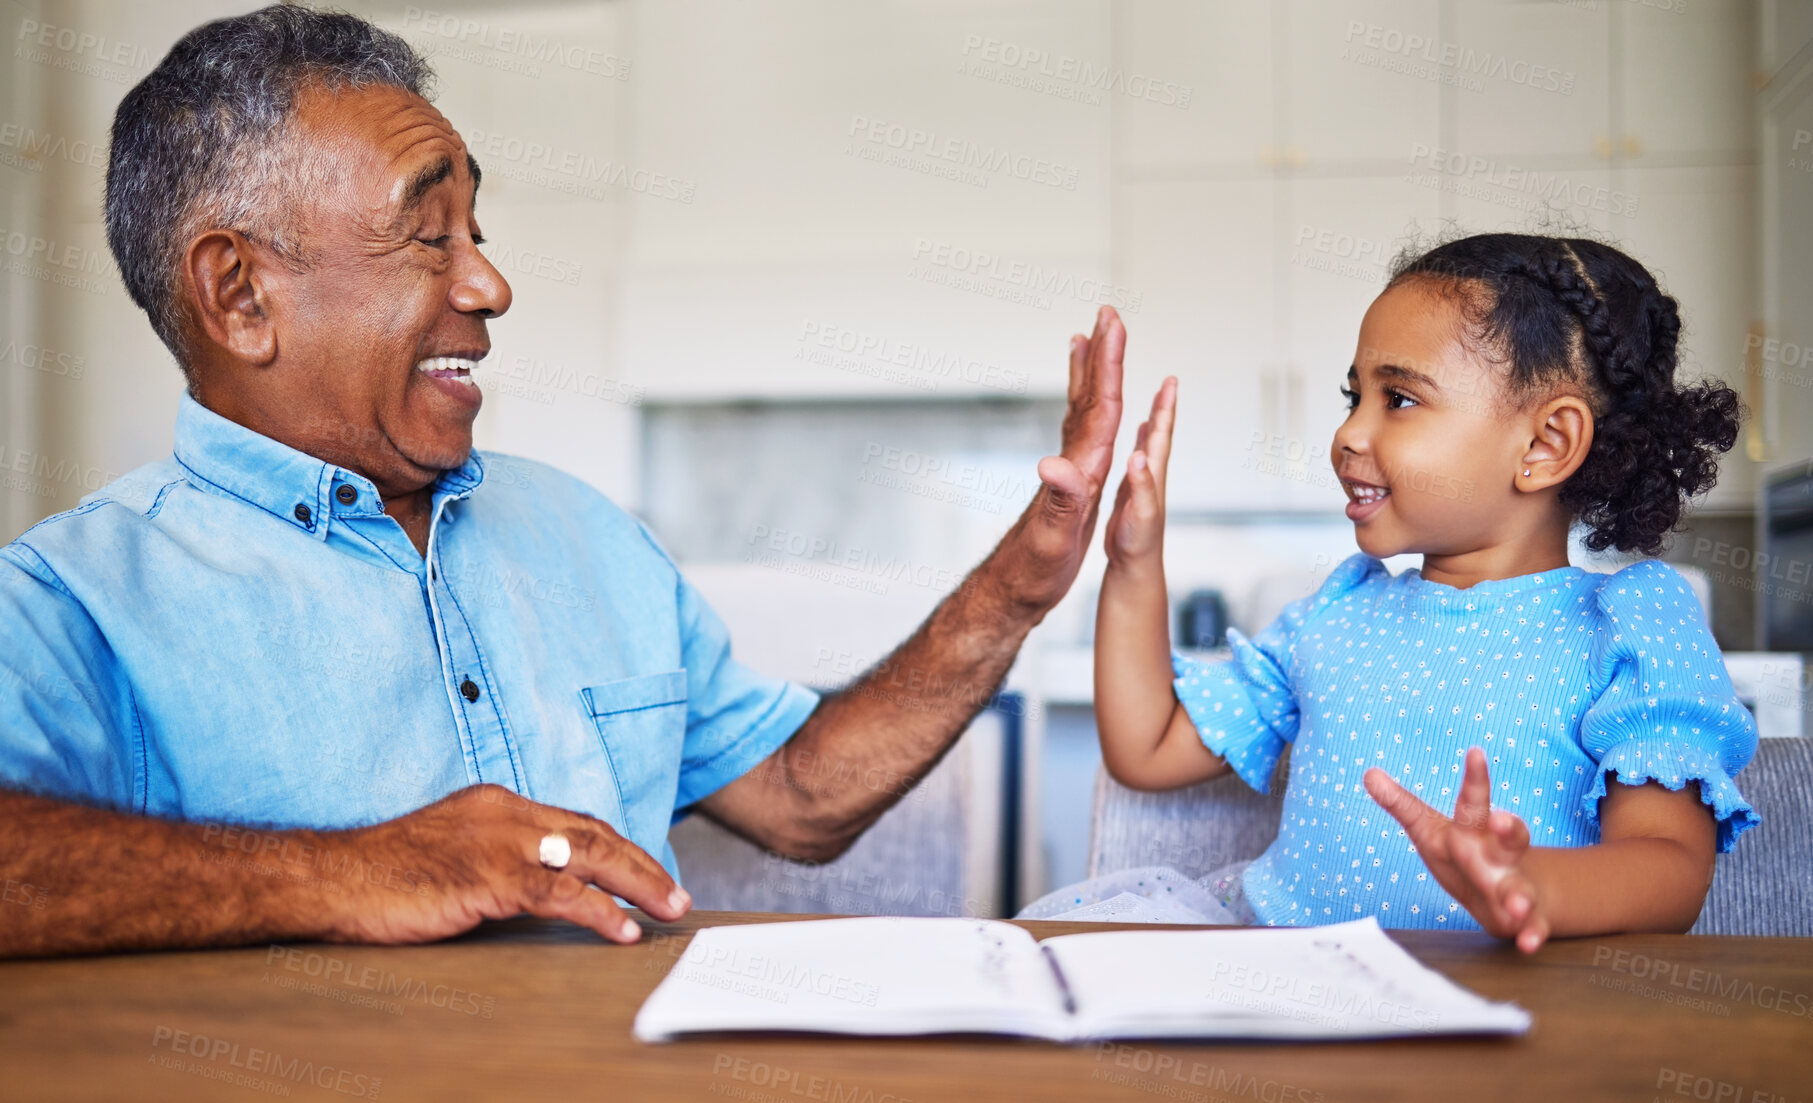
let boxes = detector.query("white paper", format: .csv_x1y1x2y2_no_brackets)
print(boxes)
633,915,1531,1043
634,916,1071,1042
1045,918,1532,1040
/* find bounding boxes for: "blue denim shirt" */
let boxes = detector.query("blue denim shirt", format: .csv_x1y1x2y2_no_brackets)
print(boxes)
0,394,820,879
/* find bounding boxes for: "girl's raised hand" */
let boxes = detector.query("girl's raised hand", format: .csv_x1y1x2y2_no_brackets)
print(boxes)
1102,376,1178,565
1364,748,1550,953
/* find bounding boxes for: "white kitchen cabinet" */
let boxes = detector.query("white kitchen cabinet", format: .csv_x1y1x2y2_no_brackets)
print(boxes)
1116,179,1280,512
1283,0,1441,168
1115,0,1275,176
621,0,1110,400
1616,164,1760,510
1449,0,1612,161
1755,41,1813,467
1761,0,1813,80
1280,174,1443,511
1620,0,1755,163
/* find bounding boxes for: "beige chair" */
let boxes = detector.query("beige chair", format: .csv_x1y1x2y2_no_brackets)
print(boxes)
670,710,1010,918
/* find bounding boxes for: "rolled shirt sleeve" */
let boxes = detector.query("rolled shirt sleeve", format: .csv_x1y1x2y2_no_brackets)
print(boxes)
0,544,136,809
669,569,821,817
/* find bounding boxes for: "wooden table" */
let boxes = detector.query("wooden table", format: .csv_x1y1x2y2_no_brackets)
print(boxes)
4,910,1810,1102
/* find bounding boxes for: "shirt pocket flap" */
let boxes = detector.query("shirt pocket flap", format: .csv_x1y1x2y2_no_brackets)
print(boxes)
581,670,688,718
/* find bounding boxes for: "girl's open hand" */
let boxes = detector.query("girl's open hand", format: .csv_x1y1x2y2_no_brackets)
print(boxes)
1102,376,1178,565
1364,748,1550,953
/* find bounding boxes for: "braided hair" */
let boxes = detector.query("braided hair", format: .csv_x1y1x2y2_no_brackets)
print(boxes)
1387,233,1741,556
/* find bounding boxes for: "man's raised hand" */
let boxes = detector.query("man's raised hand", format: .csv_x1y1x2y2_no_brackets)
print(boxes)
1011,306,1126,611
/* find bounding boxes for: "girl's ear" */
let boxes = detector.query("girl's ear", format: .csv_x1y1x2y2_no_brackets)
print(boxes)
1517,396,1594,492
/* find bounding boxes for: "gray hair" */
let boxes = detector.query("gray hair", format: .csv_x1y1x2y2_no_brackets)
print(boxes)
104,4,434,370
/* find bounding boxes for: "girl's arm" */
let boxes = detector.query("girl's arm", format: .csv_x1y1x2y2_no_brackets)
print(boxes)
1094,377,1232,791
1364,748,1716,952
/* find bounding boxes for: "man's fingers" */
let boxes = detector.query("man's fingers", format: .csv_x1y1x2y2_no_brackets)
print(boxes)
520,869,643,943
1066,334,1086,404
552,824,689,922
1453,747,1493,829
1037,454,1089,506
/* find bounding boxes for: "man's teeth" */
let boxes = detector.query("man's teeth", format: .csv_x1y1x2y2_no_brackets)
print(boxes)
1351,485,1389,503
414,357,480,386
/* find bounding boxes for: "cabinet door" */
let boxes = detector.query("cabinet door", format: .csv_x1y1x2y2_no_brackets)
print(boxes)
621,0,1110,400
1757,52,1813,467
1116,0,1274,176
1284,0,1441,168
1620,0,1755,162
1280,175,1443,514
1616,165,1760,511
1450,0,1611,160
1118,179,1279,512
1761,0,1813,81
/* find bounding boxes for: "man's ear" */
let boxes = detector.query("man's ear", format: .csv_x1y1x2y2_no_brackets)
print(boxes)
183,229,277,366
1517,395,1594,492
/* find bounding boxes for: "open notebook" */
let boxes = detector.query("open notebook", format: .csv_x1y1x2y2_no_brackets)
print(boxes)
634,916,1530,1043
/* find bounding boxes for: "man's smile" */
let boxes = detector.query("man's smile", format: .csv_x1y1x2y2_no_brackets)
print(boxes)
412,350,487,407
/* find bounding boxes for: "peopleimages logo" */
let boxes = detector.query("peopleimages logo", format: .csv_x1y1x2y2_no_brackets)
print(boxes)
400,6,630,78
909,237,1142,313
1343,21,1574,95
1406,143,1639,217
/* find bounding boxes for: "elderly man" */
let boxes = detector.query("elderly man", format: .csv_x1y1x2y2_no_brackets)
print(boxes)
0,7,1125,956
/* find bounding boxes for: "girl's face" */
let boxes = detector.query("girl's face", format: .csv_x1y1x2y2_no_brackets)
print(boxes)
1329,281,1534,561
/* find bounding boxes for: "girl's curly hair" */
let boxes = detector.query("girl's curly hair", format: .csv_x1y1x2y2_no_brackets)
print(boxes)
1387,233,1741,556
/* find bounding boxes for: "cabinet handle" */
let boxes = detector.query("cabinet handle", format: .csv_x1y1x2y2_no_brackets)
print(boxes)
1745,320,1769,462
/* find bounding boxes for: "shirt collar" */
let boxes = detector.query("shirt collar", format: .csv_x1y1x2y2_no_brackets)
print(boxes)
172,391,486,540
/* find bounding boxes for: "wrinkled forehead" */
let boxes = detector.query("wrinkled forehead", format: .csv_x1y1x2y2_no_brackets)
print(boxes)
290,81,471,205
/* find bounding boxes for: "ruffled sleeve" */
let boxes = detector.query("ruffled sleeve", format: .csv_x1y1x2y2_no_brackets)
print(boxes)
1579,559,1760,853
1171,553,1383,793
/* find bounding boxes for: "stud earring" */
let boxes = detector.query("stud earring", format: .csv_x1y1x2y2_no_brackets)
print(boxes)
1522,468,1531,477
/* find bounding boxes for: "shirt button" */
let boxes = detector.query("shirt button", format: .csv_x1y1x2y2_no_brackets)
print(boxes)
335,484,358,506
293,503,312,526
460,678,481,703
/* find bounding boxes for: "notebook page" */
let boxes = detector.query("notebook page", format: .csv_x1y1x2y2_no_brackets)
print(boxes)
1042,917,1531,1040
634,917,1071,1042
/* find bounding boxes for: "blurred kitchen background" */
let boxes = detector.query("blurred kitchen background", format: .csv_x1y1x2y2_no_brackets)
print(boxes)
3,0,1810,915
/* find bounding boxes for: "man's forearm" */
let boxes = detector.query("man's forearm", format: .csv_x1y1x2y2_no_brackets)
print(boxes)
703,307,1125,861
0,789,346,958
712,513,1057,861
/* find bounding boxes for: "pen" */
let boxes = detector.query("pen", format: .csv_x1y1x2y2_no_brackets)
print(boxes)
1041,943,1077,1015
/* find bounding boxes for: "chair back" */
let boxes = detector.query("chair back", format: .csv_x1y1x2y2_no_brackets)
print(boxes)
1691,737,1813,936
1087,760,1290,881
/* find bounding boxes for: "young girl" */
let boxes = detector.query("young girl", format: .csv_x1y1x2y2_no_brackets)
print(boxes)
1070,233,1758,952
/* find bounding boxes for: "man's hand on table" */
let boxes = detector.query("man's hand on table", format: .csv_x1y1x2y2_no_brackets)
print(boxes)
329,785,690,945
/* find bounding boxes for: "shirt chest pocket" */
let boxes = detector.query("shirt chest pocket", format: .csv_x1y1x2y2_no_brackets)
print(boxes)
580,671,689,844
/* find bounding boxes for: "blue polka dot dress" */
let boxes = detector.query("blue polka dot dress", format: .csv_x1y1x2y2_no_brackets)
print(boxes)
1171,553,1761,931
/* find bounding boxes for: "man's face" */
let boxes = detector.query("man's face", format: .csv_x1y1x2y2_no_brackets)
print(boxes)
275,82,510,492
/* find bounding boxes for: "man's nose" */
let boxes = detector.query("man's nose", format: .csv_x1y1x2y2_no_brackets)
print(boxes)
452,242,512,318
